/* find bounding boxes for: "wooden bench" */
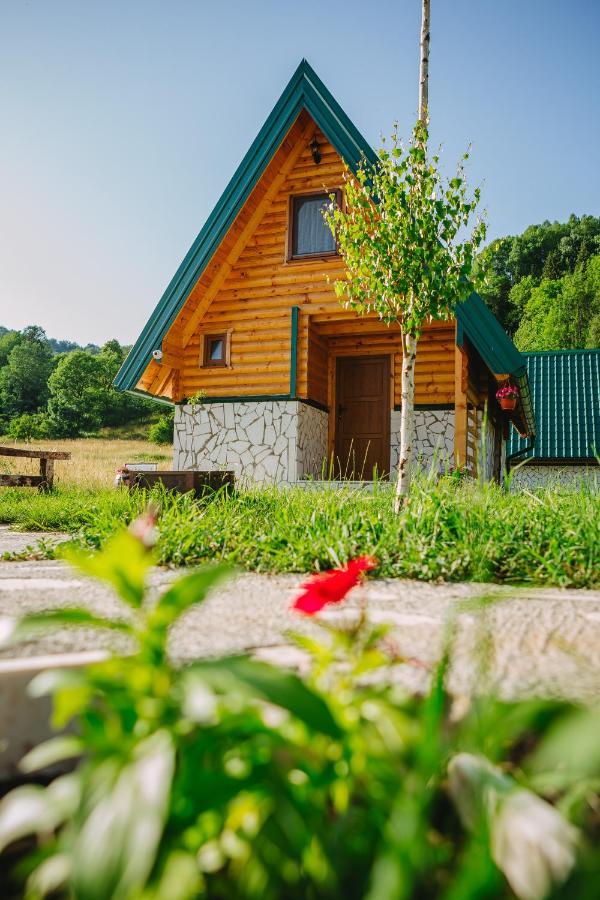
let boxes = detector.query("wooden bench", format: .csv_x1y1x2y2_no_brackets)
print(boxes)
0,447,71,492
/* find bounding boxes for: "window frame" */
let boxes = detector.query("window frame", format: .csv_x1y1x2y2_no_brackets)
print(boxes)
286,189,342,262
201,332,230,368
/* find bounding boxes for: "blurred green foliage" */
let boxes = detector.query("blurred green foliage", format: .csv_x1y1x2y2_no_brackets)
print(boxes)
0,527,598,899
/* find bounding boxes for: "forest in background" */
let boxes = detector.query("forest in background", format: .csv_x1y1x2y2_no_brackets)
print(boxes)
1,214,598,444
0,327,167,442
478,213,600,349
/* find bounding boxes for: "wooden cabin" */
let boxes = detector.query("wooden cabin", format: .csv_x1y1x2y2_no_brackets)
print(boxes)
116,60,535,483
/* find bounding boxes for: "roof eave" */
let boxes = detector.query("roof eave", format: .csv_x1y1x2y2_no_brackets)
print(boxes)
456,292,536,438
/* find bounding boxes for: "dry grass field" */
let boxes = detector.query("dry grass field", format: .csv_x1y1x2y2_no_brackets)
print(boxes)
0,438,171,489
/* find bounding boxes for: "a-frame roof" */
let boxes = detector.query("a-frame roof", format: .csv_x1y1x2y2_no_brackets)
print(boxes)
115,60,377,393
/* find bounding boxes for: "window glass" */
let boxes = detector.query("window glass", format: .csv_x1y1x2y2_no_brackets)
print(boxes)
203,333,228,367
292,194,336,257
209,338,224,361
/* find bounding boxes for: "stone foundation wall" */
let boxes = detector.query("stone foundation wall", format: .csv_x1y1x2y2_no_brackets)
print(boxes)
174,400,299,483
296,403,329,479
174,402,512,485
509,464,600,491
173,400,329,484
391,409,455,475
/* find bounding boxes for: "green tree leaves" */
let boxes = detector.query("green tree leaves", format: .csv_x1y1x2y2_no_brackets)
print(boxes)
477,214,600,339
48,351,108,436
324,121,486,336
0,331,154,438
0,327,53,419
512,255,600,350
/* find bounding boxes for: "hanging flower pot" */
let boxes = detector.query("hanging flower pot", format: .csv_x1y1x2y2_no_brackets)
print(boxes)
496,384,519,411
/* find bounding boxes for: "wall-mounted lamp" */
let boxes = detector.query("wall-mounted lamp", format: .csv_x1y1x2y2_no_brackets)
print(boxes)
309,136,321,165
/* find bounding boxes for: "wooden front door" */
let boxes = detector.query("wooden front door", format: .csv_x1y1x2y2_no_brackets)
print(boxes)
334,356,391,479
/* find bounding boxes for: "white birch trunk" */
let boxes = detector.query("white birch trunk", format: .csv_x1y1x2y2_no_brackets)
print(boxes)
419,0,430,122
393,0,430,512
394,330,417,512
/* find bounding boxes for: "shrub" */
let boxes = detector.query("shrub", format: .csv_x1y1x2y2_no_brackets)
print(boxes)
0,523,597,899
5,411,53,441
149,410,175,444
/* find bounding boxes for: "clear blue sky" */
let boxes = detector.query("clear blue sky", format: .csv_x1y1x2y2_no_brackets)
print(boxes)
1,0,599,345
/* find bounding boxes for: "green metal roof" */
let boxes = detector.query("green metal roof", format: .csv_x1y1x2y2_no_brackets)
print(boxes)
456,292,526,377
115,59,377,394
508,349,600,461
456,292,536,437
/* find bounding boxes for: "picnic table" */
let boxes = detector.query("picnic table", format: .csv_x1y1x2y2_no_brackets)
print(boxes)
0,447,71,492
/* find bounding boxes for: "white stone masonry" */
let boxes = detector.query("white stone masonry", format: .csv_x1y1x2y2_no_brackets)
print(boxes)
391,409,455,476
174,400,328,484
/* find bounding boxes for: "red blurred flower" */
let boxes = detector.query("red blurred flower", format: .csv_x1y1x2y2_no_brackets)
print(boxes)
292,556,377,616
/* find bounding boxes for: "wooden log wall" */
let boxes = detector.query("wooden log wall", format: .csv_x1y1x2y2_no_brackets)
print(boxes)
137,113,458,410
174,123,347,400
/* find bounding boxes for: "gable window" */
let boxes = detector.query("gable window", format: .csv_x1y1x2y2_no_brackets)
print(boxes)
202,332,229,368
288,191,341,260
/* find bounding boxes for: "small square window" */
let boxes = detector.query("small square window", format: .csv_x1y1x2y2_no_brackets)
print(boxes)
288,191,341,260
202,332,228,367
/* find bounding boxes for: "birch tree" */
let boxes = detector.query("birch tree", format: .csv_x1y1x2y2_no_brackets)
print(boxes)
325,0,485,510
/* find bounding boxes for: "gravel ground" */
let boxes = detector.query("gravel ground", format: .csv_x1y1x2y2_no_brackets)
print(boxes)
0,528,599,701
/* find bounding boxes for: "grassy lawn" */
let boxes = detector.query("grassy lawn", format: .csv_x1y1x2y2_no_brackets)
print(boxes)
0,475,598,588
0,437,171,489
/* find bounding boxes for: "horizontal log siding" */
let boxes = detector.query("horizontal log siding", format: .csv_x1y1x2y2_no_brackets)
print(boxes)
140,113,457,406
307,320,329,407
180,125,347,400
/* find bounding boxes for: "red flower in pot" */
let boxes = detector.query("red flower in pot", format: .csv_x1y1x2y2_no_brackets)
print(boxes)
496,384,520,411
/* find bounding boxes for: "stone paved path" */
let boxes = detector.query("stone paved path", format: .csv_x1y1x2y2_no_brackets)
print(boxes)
0,528,599,702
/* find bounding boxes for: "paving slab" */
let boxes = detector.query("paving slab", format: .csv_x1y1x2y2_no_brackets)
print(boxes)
0,550,599,702
0,525,69,559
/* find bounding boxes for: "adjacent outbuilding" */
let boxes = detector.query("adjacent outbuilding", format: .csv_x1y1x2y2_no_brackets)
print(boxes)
508,349,600,489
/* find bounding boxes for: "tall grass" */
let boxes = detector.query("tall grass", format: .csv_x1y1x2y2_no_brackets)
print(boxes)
1,477,598,587
0,437,171,489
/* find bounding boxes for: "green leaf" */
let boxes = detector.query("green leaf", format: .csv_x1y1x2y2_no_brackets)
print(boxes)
28,665,88,699
529,706,600,786
0,773,79,852
0,785,58,852
13,607,133,640
71,730,175,900
147,850,204,900
20,735,84,774
26,853,72,898
189,656,341,738
64,530,153,608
